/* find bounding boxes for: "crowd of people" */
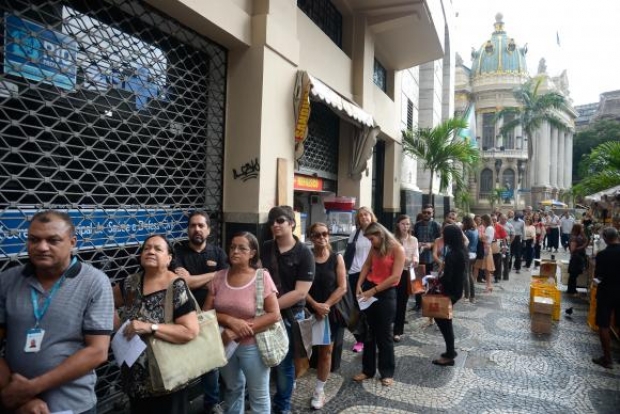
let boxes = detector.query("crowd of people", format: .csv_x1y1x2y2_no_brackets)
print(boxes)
1,206,618,414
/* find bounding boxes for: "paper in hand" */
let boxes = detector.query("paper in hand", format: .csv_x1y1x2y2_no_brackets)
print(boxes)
111,320,147,368
357,296,378,311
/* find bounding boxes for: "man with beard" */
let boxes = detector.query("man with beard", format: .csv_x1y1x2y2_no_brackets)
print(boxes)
412,204,441,310
174,210,228,414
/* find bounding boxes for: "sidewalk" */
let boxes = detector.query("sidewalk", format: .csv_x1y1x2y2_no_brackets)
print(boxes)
190,249,620,413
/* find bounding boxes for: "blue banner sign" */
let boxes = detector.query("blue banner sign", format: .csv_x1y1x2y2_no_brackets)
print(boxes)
0,208,187,258
4,14,78,90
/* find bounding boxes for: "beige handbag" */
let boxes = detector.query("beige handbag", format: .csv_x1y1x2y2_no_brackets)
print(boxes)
147,279,227,393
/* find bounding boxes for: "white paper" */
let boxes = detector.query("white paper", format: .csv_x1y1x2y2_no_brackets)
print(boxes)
219,327,239,359
409,267,416,281
357,296,378,311
311,315,331,345
111,320,147,368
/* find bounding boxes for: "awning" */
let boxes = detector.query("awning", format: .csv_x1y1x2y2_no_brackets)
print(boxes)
585,185,620,204
294,71,379,179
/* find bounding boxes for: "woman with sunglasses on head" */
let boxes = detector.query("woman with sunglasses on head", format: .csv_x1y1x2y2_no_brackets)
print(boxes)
204,232,281,414
346,206,378,353
393,215,419,342
305,223,347,410
353,222,405,387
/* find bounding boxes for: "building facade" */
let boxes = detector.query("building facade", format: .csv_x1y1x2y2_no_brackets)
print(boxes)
455,14,576,213
0,0,454,409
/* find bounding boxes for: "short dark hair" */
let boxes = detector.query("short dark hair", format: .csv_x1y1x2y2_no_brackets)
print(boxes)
230,231,261,268
31,210,75,237
139,234,174,270
423,204,434,210
189,210,210,226
268,206,296,229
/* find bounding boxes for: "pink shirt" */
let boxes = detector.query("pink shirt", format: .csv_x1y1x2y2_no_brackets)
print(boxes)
367,252,398,287
212,268,278,345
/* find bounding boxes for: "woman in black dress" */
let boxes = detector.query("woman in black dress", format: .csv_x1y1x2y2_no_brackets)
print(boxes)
432,224,466,367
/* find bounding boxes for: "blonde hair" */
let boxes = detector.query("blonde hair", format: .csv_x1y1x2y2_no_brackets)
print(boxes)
363,222,398,257
355,206,378,228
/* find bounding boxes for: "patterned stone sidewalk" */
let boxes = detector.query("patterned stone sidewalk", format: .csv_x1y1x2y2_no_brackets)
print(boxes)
287,251,620,414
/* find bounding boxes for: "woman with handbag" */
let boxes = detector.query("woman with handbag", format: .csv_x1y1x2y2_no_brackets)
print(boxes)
353,222,405,387
305,223,347,409
113,235,200,414
393,215,419,342
345,206,377,353
567,224,589,296
431,224,466,367
205,232,281,414
473,214,495,293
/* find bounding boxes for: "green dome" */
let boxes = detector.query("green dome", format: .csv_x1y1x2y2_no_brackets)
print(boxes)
471,13,528,78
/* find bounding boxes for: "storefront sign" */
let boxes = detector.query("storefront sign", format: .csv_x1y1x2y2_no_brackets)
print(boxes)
4,14,78,90
294,175,323,191
0,208,186,257
294,72,311,143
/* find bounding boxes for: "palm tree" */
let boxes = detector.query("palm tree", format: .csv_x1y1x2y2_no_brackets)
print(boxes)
402,118,480,208
573,141,620,196
496,76,569,162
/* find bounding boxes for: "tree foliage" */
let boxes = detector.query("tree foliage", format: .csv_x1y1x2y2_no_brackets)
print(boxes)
402,118,480,207
573,141,620,196
573,119,620,182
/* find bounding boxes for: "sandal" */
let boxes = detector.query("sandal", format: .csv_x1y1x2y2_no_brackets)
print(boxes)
592,356,613,369
393,335,401,342
380,378,394,387
353,372,372,382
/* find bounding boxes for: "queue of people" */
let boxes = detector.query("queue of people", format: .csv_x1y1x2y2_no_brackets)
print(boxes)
2,206,612,414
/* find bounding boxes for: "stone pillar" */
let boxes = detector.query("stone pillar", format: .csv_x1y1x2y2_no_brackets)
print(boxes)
557,130,565,189
538,122,551,187
550,127,558,188
565,132,573,189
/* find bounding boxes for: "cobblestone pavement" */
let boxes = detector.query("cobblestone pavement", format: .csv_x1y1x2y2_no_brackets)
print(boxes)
188,249,620,413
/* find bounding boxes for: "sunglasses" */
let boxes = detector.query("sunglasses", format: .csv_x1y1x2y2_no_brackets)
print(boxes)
271,217,289,225
311,231,329,239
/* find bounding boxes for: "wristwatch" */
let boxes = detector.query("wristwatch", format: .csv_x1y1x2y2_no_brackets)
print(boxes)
151,324,159,334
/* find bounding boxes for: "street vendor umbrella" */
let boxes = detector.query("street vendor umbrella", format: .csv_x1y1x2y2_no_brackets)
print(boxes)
540,199,567,207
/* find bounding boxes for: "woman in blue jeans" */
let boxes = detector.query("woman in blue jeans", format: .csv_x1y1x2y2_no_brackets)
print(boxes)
205,232,281,414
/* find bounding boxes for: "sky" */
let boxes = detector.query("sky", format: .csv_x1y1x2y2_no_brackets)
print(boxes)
453,0,620,105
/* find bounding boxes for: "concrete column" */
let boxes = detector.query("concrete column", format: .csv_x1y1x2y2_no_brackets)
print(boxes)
537,122,551,187
557,131,565,189
565,132,573,189
550,127,558,188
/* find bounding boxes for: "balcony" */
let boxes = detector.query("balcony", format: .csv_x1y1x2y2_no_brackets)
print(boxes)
481,148,528,159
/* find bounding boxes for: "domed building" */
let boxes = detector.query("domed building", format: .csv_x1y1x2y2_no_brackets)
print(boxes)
455,13,577,212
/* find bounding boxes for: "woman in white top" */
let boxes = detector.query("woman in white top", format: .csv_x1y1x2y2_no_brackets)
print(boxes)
393,214,419,342
524,217,537,269
473,214,495,293
346,206,377,353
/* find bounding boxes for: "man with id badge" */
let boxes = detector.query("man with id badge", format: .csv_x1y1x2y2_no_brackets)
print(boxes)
0,211,114,414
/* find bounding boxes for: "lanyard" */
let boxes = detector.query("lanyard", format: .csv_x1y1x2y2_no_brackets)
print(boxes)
30,257,77,328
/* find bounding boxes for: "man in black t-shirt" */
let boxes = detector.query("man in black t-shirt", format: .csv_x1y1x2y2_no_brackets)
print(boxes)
261,205,314,414
592,227,620,370
174,211,228,414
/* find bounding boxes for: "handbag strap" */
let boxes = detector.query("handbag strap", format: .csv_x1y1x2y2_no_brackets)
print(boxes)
164,277,202,323
255,269,265,317
352,228,361,243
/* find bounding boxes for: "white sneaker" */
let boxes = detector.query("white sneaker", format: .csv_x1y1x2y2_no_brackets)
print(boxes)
311,390,326,410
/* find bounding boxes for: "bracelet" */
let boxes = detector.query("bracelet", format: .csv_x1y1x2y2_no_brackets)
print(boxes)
373,287,379,294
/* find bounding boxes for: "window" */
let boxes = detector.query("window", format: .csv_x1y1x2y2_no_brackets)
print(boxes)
480,168,494,196
482,112,495,149
503,168,515,190
373,58,387,93
297,0,342,48
406,99,414,131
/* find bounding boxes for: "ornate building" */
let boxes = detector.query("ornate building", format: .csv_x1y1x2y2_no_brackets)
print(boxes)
455,14,577,212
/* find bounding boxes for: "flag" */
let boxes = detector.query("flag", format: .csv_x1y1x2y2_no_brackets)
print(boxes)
457,104,478,148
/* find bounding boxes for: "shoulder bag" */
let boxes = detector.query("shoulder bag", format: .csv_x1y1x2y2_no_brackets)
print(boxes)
147,278,228,393
254,269,289,367
343,229,362,270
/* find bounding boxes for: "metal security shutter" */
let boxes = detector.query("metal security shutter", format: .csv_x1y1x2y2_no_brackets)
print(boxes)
0,0,226,410
297,101,339,180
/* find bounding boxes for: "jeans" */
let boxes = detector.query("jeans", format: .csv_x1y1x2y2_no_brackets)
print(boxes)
272,310,303,413
534,242,541,265
524,239,534,268
202,369,220,408
361,286,396,378
510,236,522,272
561,233,570,249
435,317,456,358
394,270,409,336
492,253,502,282
219,344,270,414
464,259,475,299
548,228,560,250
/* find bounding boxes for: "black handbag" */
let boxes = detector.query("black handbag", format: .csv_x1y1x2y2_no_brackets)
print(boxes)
343,229,362,270
334,277,359,331
475,238,485,259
